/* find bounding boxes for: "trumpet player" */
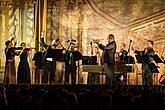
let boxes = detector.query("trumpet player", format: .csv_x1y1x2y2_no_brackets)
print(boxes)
94,34,117,85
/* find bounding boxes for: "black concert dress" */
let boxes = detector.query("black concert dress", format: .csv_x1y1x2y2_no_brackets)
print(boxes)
17,48,31,84
4,47,19,84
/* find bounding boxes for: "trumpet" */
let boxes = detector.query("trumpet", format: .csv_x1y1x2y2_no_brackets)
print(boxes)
92,39,103,43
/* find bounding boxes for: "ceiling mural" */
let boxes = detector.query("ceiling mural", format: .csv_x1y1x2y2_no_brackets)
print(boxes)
89,0,165,28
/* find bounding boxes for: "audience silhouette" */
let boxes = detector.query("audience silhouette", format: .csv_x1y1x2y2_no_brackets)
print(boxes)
0,84,165,110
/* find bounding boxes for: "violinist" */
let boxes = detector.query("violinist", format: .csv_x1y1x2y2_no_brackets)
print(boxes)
17,42,35,84
4,37,21,84
142,40,155,86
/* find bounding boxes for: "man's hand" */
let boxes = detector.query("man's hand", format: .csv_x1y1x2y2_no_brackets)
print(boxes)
11,35,16,41
93,39,100,45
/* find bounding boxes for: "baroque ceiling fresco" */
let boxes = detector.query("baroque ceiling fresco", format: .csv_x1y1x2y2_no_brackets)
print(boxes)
86,0,165,54
90,0,165,28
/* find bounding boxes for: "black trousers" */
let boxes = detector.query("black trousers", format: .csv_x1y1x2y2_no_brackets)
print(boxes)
65,64,76,85
42,60,56,84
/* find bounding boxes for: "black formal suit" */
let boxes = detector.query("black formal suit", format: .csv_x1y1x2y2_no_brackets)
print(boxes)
99,41,116,64
64,49,82,85
98,41,117,85
142,47,155,86
40,38,57,84
64,50,77,85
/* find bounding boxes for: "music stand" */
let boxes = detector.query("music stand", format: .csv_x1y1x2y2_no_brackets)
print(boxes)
135,53,160,73
135,52,149,63
135,55,142,63
45,49,65,62
55,49,65,62
152,54,163,63
73,51,83,61
150,54,163,73
148,62,159,73
82,56,97,65
124,56,135,64
32,52,43,69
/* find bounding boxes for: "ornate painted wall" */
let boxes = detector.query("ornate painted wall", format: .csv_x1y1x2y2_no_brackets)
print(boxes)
0,0,35,61
0,0,36,83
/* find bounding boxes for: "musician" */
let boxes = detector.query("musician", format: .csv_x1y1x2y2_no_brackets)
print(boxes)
64,43,77,85
118,43,128,84
87,46,101,85
4,37,21,84
17,42,33,84
95,46,102,65
40,33,59,84
142,40,155,86
119,43,128,64
94,34,117,85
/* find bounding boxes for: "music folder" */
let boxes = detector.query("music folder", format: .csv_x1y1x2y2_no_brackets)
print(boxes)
32,52,44,69
32,51,43,61
149,62,160,73
152,54,163,63
135,50,148,63
135,53,160,73
82,56,97,65
72,51,83,61
124,56,135,64
45,49,63,58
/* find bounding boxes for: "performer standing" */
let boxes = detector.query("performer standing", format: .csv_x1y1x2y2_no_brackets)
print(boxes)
118,43,128,84
95,46,101,65
40,32,59,84
17,42,33,84
141,40,155,86
64,43,77,85
94,34,117,85
4,37,21,84
87,46,101,84
119,43,128,64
